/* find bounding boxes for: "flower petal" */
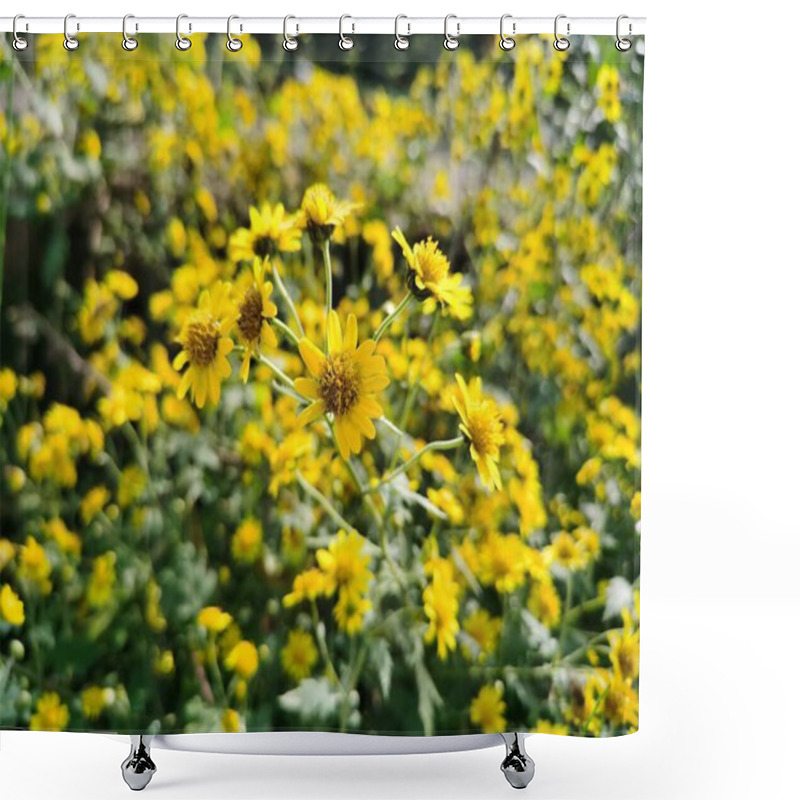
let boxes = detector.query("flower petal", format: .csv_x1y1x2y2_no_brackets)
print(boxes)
299,339,326,378
327,311,343,354
294,377,320,399
297,400,325,427
344,314,359,351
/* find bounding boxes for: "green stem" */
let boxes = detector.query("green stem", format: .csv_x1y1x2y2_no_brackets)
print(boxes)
322,240,333,350
312,601,342,690
295,470,357,535
559,574,573,657
367,436,463,493
256,352,294,389
271,317,300,347
374,291,413,343
272,261,304,337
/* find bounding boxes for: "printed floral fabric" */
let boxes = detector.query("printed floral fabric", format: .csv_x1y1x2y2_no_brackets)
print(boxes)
0,33,643,736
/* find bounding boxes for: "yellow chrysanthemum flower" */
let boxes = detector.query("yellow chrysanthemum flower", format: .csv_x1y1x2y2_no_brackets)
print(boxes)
234,259,279,383
80,486,110,525
229,202,302,261
280,629,319,683
87,552,116,609
299,184,359,243
469,684,507,733
1,584,25,626
315,529,371,596
30,692,69,732
423,569,459,659
535,719,569,735
452,373,505,491
224,640,259,680
173,283,236,409
221,708,241,733
283,568,327,607
294,311,389,460
333,585,372,636
197,605,233,633
461,609,502,662
392,227,472,319
231,517,263,564
81,686,109,720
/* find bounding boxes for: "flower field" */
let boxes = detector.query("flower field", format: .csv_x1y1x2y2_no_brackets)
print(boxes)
0,33,642,737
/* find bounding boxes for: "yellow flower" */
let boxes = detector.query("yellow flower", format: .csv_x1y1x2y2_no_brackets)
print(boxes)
173,282,236,408
461,609,502,662
280,629,319,682
0,368,18,406
392,227,472,319
81,686,108,720
333,585,372,635
547,531,586,571
154,649,175,675
535,719,568,735
234,259,278,383
1,584,25,626
30,692,69,731
609,611,640,682
229,202,302,261
197,605,233,633
87,552,116,608
631,491,641,521
452,374,504,491
43,518,81,556
104,269,138,300
80,486,110,524
283,568,327,607
299,183,358,243
221,708,241,732
18,536,52,594
315,529,371,596
423,569,459,659
231,517,263,564
600,671,639,729
469,684,507,733
527,577,561,629
295,311,389,460
224,640,259,680
476,532,532,593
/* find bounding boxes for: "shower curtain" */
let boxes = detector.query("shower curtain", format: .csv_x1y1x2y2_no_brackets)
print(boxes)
0,30,643,738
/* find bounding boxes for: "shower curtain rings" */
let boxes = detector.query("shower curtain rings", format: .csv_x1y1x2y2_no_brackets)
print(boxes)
616,15,632,51
175,14,192,50
394,15,410,51
283,16,298,51
499,14,515,50
63,14,79,51
339,15,354,50
443,14,460,50
122,15,138,51
227,15,243,51
553,14,570,51
12,14,28,51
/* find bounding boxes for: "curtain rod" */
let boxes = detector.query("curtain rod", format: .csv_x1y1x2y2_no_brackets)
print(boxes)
1,16,646,37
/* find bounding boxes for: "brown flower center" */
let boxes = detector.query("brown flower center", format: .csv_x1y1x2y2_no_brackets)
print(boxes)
318,353,360,416
184,315,219,367
237,286,264,343
252,235,275,259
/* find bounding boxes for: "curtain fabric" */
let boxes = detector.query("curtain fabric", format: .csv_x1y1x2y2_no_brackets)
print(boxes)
0,32,643,736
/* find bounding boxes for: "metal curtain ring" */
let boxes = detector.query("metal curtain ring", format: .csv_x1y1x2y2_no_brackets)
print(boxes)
616,14,632,51
175,14,192,50
63,13,79,51
394,15,410,51
499,14,515,51
553,14,570,51
339,15,354,50
122,14,138,51
283,15,298,51
12,14,28,51
443,14,460,50
227,15,243,52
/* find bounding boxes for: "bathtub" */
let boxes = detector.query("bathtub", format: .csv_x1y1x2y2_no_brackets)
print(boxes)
113,731,535,791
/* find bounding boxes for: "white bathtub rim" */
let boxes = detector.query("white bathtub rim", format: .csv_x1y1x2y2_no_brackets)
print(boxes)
103,731,517,756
